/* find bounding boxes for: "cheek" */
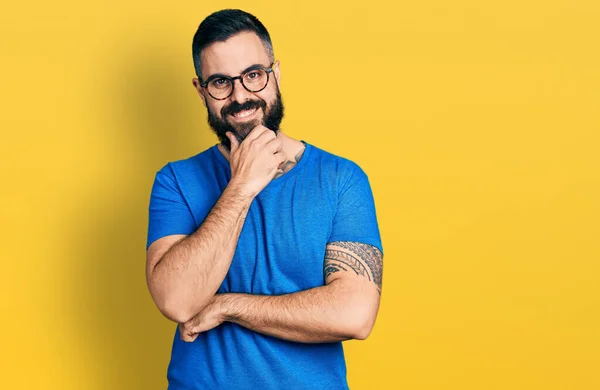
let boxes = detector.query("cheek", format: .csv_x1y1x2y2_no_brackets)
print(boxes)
208,102,225,117
258,89,276,107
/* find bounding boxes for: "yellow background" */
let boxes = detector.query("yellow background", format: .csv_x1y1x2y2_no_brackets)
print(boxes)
2,1,599,389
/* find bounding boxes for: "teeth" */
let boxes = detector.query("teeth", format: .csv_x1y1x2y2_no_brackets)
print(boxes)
233,108,256,118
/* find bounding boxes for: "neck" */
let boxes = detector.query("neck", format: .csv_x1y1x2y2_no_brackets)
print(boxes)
217,130,306,179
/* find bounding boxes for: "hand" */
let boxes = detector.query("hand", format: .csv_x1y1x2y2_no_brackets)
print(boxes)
179,295,225,342
225,126,287,198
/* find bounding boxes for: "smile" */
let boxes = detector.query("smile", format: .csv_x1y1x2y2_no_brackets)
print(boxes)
230,107,258,120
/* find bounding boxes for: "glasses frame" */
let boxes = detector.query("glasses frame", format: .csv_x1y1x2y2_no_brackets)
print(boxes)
200,62,275,101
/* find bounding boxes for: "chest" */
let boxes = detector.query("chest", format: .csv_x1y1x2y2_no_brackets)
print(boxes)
226,182,335,294
186,173,336,294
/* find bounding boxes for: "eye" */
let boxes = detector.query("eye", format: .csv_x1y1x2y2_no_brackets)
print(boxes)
210,78,230,89
246,71,260,79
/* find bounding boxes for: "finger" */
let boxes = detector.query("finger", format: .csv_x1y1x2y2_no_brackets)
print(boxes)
253,131,277,149
180,330,189,341
179,324,192,342
181,331,198,342
226,132,239,153
273,151,288,168
243,125,270,143
264,137,283,154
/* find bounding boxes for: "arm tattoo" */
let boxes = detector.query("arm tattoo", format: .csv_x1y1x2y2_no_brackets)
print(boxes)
324,242,383,294
324,263,347,275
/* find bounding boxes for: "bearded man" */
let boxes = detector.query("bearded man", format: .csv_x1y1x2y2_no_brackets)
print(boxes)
146,9,384,389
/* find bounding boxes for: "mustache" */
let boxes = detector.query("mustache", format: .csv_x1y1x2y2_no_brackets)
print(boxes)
221,99,267,118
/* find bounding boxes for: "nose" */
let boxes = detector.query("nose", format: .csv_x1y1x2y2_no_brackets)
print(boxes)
229,77,254,104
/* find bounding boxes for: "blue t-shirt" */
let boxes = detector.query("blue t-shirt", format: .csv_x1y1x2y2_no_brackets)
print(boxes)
147,141,383,390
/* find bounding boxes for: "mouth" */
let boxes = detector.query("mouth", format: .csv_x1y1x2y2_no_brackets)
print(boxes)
229,107,259,121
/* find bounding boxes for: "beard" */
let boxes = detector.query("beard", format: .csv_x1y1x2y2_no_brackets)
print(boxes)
206,88,285,152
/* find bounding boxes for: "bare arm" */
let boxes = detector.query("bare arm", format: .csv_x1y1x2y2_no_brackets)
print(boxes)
146,127,286,323
147,182,253,323
179,242,383,343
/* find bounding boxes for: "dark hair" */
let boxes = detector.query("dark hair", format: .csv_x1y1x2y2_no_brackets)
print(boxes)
192,9,274,80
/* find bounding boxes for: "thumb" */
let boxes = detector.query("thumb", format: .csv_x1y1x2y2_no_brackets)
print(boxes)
226,132,239,152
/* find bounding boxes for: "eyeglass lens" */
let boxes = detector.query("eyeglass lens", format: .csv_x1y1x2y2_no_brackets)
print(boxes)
207,69,269,99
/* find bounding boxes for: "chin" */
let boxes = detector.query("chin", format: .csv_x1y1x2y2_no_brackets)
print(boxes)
228,119,258,138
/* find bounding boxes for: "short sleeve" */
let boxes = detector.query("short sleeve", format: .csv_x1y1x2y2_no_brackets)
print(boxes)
146,164,197,250
327,165,383,255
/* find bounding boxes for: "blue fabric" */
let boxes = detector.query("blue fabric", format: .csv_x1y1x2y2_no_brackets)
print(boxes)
146,141,383,389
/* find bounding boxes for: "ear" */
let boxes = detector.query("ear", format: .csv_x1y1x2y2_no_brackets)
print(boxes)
192,77,207,108
273,60,281,86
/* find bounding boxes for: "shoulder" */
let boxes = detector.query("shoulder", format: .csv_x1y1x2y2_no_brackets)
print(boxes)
153,145,218,180
307,142,369,188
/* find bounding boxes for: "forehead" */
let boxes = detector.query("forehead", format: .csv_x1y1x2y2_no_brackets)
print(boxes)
200,31,271,78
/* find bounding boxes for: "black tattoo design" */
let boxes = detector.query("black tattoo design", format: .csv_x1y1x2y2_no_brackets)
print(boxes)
279,160,295,172
294,147,305,162
324,249,369,278
324,242,383,294
273,144,306,179
324,263,347,275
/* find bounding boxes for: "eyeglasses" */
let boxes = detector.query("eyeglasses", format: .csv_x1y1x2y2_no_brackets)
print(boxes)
200,62,275,100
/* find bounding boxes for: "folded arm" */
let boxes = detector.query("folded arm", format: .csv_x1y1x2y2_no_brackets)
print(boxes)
180,241,383,343
146,128,287,324
147,181,252,323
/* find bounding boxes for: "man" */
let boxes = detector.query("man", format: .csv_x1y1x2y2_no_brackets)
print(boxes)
146,9,383,390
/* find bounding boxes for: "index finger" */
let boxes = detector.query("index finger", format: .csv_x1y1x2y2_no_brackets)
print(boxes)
243,125,271,143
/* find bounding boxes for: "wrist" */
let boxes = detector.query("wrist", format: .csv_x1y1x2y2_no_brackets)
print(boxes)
216,293,239,323
226,178,257,201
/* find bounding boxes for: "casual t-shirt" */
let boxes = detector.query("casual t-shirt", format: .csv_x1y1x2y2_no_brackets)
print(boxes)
147,141,383,390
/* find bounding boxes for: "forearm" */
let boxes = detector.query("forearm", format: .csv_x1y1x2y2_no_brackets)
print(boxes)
221,278,379,343
150,180,253,323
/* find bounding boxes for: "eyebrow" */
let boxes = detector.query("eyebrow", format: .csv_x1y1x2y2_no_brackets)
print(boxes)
204,63,269,82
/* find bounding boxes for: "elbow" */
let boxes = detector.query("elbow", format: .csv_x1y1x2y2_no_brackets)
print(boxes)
337,306,377,340
331,279,380,341
158,300,195,324
149,284,201,324
158,293,213,324
350,314,376,340
343,295,378,340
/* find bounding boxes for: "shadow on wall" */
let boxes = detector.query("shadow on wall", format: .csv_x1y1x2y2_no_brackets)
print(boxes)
65,44,208,389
